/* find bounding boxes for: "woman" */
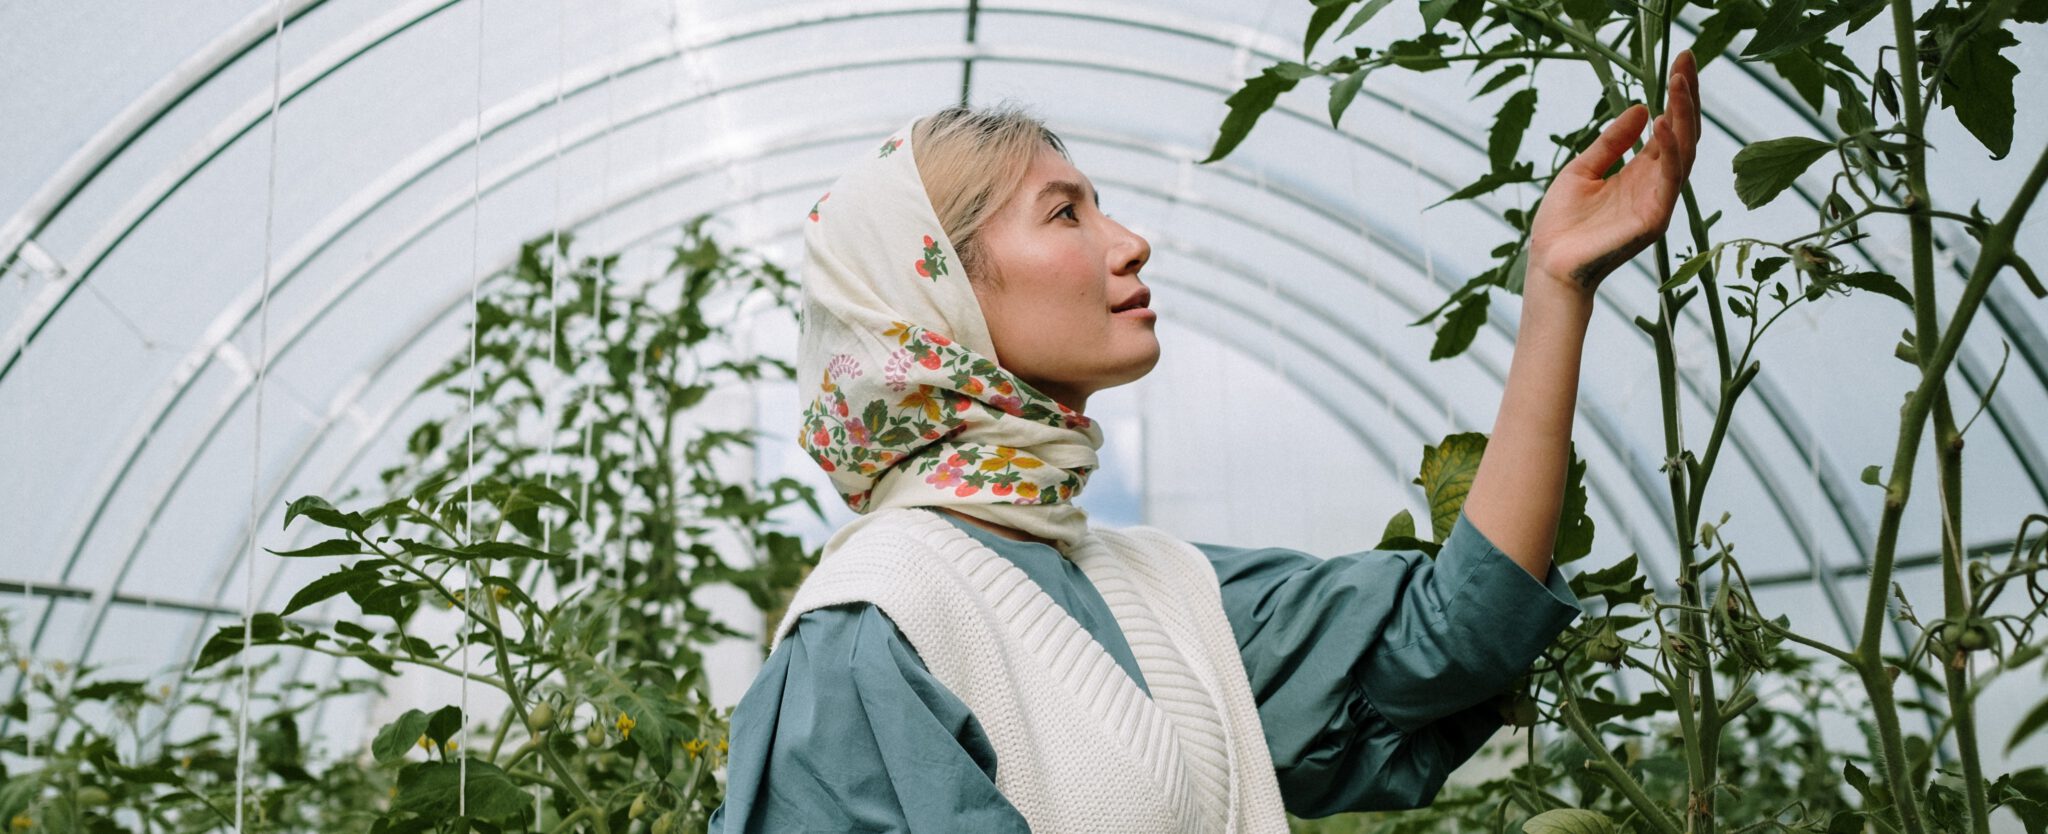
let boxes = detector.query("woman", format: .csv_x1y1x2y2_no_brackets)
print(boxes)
713,51,1701,832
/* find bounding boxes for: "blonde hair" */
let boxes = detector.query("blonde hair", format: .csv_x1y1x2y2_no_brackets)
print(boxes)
912,102,1070,290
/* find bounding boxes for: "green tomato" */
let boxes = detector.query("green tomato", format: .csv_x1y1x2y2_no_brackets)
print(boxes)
586,721,606,748
652,811,679,834
525,701,556,733
75,787,111,807
629,792,650,820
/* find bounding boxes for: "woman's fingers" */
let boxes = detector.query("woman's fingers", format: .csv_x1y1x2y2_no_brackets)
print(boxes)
1566,102,1648,180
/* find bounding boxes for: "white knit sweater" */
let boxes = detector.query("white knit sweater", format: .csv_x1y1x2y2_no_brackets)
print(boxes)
770,507,1290,833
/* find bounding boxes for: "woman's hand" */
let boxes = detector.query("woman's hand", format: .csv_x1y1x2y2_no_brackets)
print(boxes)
1525,50,1701,297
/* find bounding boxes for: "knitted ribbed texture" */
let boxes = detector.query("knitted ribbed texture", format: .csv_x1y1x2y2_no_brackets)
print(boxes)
772,508,1289,833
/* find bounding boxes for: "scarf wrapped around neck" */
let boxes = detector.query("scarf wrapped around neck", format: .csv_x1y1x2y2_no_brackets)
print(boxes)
794,116,1105,551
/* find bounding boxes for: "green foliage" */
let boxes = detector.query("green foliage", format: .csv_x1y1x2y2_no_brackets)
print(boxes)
0,215,817,832
1242,0,2048,832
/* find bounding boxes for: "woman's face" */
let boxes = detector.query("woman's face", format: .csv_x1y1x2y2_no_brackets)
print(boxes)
970,144,1157,414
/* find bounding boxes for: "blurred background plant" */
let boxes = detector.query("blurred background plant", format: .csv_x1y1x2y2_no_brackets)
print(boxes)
1,214,822,833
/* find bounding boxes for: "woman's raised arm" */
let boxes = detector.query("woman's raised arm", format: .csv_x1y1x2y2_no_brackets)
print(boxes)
1464,50,1701,579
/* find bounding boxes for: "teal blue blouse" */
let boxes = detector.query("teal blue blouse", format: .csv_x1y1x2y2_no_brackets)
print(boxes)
710,509,1583,831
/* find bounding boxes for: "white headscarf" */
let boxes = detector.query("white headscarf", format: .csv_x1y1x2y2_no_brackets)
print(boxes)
794,116,1106,550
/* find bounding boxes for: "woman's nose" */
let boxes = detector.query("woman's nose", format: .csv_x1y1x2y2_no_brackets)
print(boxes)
1116,224,1150,275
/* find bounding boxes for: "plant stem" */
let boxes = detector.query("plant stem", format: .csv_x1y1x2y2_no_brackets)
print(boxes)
1555,685,1685,834
1854,135,2048,834
1931,385,1990,831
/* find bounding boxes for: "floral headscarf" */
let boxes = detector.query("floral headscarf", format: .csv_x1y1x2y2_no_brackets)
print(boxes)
794,116,1106,550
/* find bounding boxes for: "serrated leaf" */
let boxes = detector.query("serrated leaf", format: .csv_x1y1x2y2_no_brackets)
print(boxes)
393,760,528,822
1305,0,1358,58
1732,136,1835,209
1936,26,2018,157
1489,88,1538,173
1203,65,1306,163
372,709,431,764
1432,162,1535,206
1554,444,1595,565
1379,509,1417,546
1524,809,1616,834
1330,68,1371,127
1338,0,1398,39
1417,432,1488,541
265,538,362,558
282,567,382,617
1431,291,1491,361
2012,696,2048,755
1835,271,1913,306
1660,250,1716,292
1476,64,1527,97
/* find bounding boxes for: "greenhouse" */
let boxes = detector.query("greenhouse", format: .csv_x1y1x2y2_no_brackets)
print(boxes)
2,0,2045,831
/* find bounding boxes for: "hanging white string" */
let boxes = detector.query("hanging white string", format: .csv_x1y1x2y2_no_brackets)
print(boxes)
458,0,487,818
541,0,567,558
531,3,567,819
236,2,288,831
576,20,622,595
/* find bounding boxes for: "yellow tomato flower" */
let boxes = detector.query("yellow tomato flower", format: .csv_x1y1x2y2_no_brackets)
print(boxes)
416,734,433,751
443,739,458,753
11,814,31,831
682,738,707,760
615,712,635,741
716,737,728,754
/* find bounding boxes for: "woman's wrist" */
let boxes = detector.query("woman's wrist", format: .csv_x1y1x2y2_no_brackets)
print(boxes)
1521,266,1597,330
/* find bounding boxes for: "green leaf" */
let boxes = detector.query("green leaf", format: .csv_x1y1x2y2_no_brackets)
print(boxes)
1732,136,1835,209
1430,291,1491,361
1476,64,1526,97
459,540,563,561
1570,554,1652,608
1936,26,2018,157
1553,444,1595,565
1660,250,1716,292
1337,0,1398,40
1202,64,1307,163
2012,696,2048,755
1329,68,1371,128
425,705,464,748
193,614,287,671
393,760,529,822
1335,0,1400,39
1379,509,1417,546
282,566,382,617
265,538,362,558
1432,162,1535,206
1305,0,1358,58
1743,0,1883,60
1769,51,1828,111
1861,465,1882,485
1835,271,1913,306
373,709,432,764
1489,88,1538,173
1416,432,1488,542
1524,809,1617,834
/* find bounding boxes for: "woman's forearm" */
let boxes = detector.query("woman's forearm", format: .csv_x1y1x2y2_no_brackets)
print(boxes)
1461,274,1595,580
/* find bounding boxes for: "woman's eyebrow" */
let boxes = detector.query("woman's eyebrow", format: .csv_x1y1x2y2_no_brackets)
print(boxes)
1035,180,1101,207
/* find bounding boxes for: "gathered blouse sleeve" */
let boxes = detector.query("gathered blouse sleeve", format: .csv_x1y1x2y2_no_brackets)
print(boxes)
1196,508,1585,817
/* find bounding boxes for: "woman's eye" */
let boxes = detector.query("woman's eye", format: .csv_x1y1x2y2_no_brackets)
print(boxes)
1057,204,1078,221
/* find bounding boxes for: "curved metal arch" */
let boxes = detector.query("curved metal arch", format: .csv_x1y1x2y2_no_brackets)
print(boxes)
139,196,1594,751
0,0,338,265
17,0,2023,610
74,143,1691,686
23,10,1956,721
25,26,1538,619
